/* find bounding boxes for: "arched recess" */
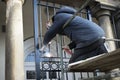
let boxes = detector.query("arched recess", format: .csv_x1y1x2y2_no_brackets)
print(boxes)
24,37,35,80
24,37,35,60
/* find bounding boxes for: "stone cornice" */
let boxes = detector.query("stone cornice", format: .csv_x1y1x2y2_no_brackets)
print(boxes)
95,0,120,8
95,9,111,19
40,0,85,7
89,1,119,17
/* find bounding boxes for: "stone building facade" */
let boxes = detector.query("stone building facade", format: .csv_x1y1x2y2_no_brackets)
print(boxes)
0,0,120,80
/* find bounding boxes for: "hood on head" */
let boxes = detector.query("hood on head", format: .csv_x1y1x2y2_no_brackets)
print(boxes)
56,6,77,14
52,6,77,22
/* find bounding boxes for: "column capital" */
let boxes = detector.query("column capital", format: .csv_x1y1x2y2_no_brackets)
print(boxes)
89,1,117,18
95,9,111,19
5,0,24,4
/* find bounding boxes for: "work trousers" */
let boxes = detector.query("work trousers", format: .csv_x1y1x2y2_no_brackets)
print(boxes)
69,39,108,63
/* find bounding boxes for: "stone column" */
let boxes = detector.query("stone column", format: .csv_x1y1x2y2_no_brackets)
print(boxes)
96,9,116,51
5,0,24,80
96,9,119,80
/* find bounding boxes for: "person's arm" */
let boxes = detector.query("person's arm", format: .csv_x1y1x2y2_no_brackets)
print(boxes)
43,14,69,45
41,21,59,51
62,45,72,55
43,21,62,45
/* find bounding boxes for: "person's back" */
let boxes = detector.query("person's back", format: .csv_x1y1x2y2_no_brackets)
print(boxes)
53,7,105,48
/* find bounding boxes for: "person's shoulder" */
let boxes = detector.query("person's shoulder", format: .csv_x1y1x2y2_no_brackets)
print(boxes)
55,13,72,20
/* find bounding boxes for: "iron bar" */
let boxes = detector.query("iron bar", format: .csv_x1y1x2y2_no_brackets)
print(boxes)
38,3,60,9
111,15,119,48
53,3,60,57
58,35,65,80
73,72,76,80
38,3,87,14
105,38,120,41
53,3,56,14
46,1,50,21
38,0,43,48
65,71,68,80
80,72,83,79
102,37,120,42
86,6,92,21
33,0,40,80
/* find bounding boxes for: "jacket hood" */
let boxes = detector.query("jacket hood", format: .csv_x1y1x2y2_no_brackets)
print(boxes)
52,6,77,22
56,6,77,14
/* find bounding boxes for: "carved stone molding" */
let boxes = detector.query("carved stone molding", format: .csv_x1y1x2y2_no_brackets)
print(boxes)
40,0,94,7
89,0,119,17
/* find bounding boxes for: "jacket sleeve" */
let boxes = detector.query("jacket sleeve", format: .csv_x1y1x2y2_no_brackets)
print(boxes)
43,15,69,45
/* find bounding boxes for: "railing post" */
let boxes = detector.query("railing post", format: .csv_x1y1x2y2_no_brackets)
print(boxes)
58,35,65,80
33,0,40,80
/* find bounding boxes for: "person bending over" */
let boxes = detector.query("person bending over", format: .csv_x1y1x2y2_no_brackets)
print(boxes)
41,6,108,64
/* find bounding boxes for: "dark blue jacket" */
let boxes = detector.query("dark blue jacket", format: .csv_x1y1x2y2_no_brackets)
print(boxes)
43,6,105,49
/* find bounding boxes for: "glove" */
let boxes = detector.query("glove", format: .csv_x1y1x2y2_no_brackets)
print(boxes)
40,45,47,51
62,45,72,55
46,21,51,29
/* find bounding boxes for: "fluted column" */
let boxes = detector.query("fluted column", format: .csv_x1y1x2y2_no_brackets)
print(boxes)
5,0,24,80
96,9,116,51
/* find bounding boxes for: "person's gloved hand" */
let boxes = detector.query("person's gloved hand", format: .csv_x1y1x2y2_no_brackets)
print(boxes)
62,45,72,55
46,20,51,29
40,41,51,52
40,45,47,51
